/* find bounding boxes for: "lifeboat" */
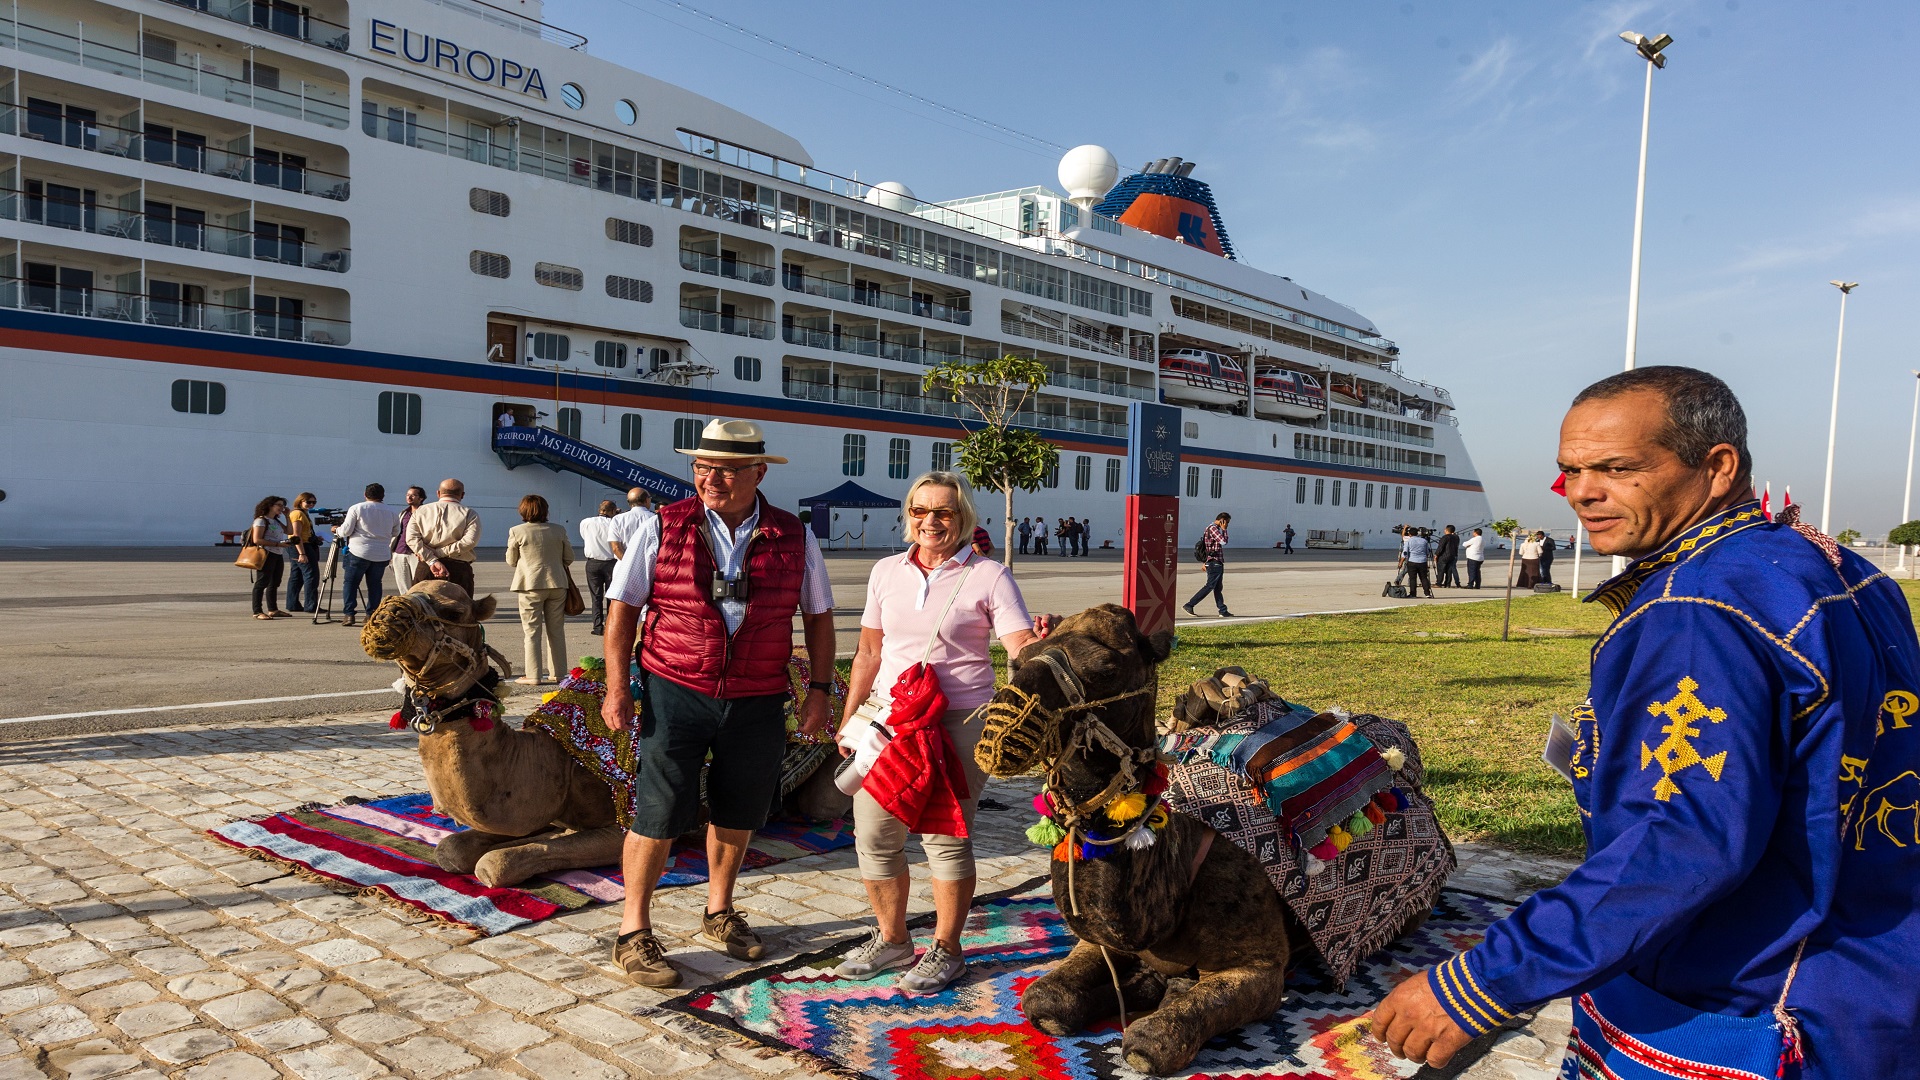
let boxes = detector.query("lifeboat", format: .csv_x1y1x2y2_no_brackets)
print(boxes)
1254,368,1326,420
1158,348,1247,408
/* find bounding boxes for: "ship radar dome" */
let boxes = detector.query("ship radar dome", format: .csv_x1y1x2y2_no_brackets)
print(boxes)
1058,145,1121,210
864,181,917,212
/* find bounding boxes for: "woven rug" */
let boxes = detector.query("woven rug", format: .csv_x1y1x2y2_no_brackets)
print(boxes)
672,883,1515,1080
208,793,852,935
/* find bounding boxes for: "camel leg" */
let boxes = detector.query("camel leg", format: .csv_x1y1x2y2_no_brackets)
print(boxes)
1120,963,1288,1077
1023,941,1167,1037
436,828,531,876
473,825,627,888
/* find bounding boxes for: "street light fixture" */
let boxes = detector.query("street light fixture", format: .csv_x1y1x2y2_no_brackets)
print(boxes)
1820,280,1859,536
1612,29,1671,575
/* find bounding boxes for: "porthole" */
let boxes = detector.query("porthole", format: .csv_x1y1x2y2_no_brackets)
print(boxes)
560,82,585,110
615,98,637,125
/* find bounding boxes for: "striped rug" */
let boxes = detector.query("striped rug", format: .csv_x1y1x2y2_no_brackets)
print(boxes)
209,793,853,935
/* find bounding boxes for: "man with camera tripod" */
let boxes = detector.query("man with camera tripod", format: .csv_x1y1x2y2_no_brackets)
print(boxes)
1396,525,1435,598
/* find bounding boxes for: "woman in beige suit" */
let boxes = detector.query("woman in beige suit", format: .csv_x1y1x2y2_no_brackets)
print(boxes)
505,494,574,685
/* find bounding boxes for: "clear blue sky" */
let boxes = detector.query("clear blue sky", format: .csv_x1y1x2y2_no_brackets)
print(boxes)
554,0,1920,535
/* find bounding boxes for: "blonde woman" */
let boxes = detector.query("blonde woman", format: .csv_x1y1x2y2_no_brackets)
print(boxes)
834,472,1050,994
505,494,574,685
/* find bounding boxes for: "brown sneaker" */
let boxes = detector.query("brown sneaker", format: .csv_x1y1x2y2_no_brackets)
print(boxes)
701,908,767,961
611,928,680,988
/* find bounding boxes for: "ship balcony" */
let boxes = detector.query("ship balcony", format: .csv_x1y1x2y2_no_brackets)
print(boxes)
780,359,966,418
1,240,350,343
678,285,773,340
779,252,971,326
1040,357,1157,402
2,1,352,129
780,304,936,366
678,228,775,287
154,0,352,54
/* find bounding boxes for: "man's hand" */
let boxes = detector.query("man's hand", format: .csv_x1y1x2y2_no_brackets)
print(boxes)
430,559,449,579
603,683,634,733
798,690,831,737
1371,969,1474,1068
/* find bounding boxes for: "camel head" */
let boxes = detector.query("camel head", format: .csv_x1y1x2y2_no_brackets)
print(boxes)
975,603,1172,782
361,580,506,700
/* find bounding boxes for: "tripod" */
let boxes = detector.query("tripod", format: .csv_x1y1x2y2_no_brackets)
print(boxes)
311,538,344,624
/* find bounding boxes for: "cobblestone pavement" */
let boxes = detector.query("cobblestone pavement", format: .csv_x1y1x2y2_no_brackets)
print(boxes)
0,716,1576,1080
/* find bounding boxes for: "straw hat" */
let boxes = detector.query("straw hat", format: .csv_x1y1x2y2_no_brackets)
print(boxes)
673,418,789,464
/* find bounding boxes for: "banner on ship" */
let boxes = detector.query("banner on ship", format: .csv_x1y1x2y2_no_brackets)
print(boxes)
1123,402,1182,639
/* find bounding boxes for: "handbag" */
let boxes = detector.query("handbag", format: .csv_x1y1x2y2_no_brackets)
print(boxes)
1568,945,1806,1080
834,560,974,795
234,527,267,571
564,570,586,617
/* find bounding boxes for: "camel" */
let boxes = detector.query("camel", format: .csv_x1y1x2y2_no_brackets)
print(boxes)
359,580,850,888
975,603,1301,1076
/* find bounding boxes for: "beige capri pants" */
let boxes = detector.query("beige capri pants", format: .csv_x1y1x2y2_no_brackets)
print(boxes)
853,707,989,881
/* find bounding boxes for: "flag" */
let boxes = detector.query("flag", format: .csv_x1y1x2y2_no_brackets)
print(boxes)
1762,482,1772,522
1551,472,1567,496
1785,486,1794,507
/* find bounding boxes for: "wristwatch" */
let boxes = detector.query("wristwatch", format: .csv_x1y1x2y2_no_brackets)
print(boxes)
806,681,833,694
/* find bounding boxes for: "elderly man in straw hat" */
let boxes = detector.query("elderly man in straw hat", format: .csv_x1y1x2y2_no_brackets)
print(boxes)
600,419,835,987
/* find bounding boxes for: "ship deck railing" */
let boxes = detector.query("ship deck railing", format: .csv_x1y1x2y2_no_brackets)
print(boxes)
1,104,351,200
0,188,349,273
677,306,774,340
780,377,1124,438
781,269,971,326
677,248,775,287
0,275,350,345
1329,419,1435,447
1293,446,1448,478
158,0,352,53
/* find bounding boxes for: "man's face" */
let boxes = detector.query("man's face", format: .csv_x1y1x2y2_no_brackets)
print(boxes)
406,490,425,507
694,459,764,516
1558,390,1740,558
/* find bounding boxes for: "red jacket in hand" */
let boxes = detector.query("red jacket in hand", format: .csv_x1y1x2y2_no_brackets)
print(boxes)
861,663,970,837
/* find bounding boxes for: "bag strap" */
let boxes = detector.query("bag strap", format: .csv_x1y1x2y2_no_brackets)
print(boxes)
916,556,975,666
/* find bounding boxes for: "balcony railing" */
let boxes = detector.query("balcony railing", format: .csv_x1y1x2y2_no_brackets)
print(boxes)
1293,446,1447,477
1,12,351,129
0,275,350,344
1,106,353,200
158,0,352,52
781,269,971,326
1001,313,1151,361
1049,371,1156,402
1329,420,1434,448
678,306,773,339
1,189,349,272
782,324,970,367
678,248,774,286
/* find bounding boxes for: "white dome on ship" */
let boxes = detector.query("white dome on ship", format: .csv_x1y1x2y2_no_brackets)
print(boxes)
1058,144,1121,210
864,181,917,212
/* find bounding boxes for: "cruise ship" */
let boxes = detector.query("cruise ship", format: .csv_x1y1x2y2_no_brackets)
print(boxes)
0,0,1489,549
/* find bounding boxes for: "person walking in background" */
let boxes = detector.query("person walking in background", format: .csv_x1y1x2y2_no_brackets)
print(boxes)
506,494,574,686
1183,512,1234,617
284,492,319,613
1017,516,1032,555
580,500,620,636
1032,519,1048,556
834,471,1051,994
247,496,292,620
608,487,655,560
1055,519,1070,558
1433,525,1460,588
406,479,481,598
1463,527,1486,589
1282,523,1296,554
1081,518,1093,555
1517,530,1544,588
389,486,426,588
334,483,399,628
1399,525,1435,598
1539,530,1557,585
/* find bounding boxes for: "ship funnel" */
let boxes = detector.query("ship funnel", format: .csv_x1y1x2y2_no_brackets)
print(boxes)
1057,144,1121,211
1175,160,1197,178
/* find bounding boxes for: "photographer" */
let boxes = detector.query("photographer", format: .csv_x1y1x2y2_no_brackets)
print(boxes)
1397,524,1434,598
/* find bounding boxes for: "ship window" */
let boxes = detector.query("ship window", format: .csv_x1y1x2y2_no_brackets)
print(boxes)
377,391,421,436
931,442,952,472
1331,476,1341,506
1044,461,1061,490
606,275,652,302
842,434,867,477
170,379,226,415
1184,421,1199,439
243,61,281,92
1074,455,1092,491
560,83,586,110
888,438,911,480
649,347,673,371
733,355,762,382
1211,469,1224,500
615,99,638,126
1349,482,1358,506
1185,467,1199,499
1422,488,1431,512
535,262,584,291
469,250,510,278
606,218,654,246
468,188,511,217
1365,483,1374,508
1105,458,1122,492
673,417,699,450
619,413,643,450
530,333,570,362
557,407,582,439
1314,478,1325,505
593,341,628,368
1394,486,1404,510
1295,476,1306,503
141,32,178,65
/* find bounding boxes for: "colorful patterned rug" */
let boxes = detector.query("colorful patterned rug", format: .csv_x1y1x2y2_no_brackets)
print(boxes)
672,883,1516,1080
208,793,852,935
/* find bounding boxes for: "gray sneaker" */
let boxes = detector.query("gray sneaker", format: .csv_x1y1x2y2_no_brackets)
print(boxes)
894,940,965,995
832,928,916,980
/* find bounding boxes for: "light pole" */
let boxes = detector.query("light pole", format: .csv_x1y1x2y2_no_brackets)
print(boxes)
1618,31,1671,372
1902,370,1919,575
1820,281,1858,536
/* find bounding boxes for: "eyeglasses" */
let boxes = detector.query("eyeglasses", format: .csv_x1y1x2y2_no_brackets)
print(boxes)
906,506,956,521
692,463,755,480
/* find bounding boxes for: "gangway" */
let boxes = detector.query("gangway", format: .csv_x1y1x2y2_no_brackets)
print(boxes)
493,425,696,504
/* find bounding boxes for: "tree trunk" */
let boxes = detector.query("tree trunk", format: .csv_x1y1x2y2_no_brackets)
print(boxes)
1003,485,1015,568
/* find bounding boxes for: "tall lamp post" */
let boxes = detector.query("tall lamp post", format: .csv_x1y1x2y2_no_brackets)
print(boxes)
1901,370,1920,576
1614,30,1671,575
1820,280,1858,536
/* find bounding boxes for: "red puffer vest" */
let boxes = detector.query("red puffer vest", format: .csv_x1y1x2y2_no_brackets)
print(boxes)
639,495,806,699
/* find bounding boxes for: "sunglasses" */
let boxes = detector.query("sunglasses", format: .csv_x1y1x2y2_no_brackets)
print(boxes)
907,506,956,521
692,463,756,480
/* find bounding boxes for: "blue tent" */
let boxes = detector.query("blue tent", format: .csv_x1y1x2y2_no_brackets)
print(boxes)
799,481,897,539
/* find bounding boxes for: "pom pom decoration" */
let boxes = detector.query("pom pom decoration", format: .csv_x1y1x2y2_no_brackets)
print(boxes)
468,701,495,733
1106,793,1148,823
1124,825,1158,851
1347,811,1374,838
1304,853,1327,877
1146,805,1170,830
1026,818,1067,848
389,712,407,731
1391,787,1410,810
1032,791,1053,816
1383,747,1407,771
1309,838,1340,861
1142,762,1170,797
1051,837,1074,862
1328,825,1353,852
1363,802,1386,826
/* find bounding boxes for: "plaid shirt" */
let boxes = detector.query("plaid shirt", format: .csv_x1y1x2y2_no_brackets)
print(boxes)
1200,522,1228,562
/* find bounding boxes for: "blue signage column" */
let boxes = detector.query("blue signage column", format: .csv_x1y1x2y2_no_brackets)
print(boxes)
1122,402,1182,639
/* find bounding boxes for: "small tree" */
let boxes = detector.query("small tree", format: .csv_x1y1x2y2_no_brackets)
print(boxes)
1890,521,1920,547
1835,528,1862,547
923,355,1061,566
1488,518,1523,642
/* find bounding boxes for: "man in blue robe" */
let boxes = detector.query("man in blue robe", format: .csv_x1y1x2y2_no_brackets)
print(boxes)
1374,366,1920,1078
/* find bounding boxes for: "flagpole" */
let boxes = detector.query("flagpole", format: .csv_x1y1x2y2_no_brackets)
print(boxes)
1571,525,1583,596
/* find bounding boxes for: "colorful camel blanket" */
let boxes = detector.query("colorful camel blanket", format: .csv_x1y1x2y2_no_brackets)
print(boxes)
208,793,852,935
672,881,1517,1080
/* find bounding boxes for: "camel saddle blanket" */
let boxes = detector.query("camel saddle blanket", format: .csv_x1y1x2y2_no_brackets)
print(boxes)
1161,700,1456,986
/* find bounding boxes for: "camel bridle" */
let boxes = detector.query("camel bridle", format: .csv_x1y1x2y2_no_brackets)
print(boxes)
362,593,508,733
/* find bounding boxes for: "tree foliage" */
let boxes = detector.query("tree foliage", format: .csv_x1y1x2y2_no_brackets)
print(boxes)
923,355,1061,564
1835,528,1862,547
1489,517,1522,540
1889,521,1920,547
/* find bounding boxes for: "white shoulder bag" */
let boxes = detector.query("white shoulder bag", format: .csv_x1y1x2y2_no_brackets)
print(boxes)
834,561,974,795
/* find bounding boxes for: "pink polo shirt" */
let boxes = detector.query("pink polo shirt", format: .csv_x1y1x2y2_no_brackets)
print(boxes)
860,547,1033,710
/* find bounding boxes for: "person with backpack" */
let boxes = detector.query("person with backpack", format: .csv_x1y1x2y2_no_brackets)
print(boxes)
1182,513,1233,617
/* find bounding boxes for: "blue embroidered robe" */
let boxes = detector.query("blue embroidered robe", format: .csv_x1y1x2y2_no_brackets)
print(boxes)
1428,503,1920,1079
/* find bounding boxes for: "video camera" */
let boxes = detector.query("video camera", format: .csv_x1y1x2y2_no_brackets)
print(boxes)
311,507,348,528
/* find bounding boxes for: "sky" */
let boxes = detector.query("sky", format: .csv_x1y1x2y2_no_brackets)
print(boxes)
551,0,1920,536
